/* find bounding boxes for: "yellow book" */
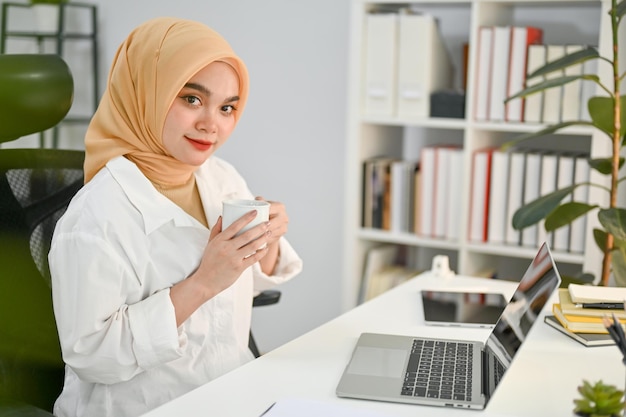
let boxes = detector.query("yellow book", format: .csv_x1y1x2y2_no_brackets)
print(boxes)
557,288,626,319
552,303,626,334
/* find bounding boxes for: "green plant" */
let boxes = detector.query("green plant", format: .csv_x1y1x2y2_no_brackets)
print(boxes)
505,0,626,286
573,379,625,417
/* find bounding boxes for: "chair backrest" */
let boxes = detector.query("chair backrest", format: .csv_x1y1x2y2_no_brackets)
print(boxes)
0,148,85,412
0,52,76,413
0,54,73,143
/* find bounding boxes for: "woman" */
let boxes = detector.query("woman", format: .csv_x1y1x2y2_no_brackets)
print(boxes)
49,17,302,417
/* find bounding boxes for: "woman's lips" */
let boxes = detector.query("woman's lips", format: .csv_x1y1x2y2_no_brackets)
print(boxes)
186,137,214,151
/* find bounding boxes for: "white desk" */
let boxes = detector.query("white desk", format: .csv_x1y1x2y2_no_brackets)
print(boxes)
141,273,624,417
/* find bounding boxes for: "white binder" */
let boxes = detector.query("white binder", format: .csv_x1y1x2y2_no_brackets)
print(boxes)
396,12,452,119
363,12,398,117
561,44,584,121
542,44,566,124
474,26,494,121
523,44,546,123
488,26,512,121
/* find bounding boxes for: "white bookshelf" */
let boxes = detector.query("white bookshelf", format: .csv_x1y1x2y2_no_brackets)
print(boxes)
342,0,618,310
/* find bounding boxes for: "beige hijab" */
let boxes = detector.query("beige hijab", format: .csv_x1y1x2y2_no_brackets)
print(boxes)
83,17,249,185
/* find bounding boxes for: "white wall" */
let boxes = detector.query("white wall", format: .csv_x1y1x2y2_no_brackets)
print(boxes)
92,0,351,352
1,0,351,353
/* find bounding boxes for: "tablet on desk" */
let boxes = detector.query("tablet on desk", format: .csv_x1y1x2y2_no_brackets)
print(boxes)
421,289,508,328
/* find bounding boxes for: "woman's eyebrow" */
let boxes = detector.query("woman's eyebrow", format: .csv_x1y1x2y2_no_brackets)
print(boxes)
184,82,211,96
183,82,239,102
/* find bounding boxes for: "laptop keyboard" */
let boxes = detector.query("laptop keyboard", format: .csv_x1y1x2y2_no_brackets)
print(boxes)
401,339,473,401
493,356,505,386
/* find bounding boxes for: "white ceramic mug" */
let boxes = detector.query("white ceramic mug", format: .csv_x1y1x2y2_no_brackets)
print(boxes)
222,199,270,237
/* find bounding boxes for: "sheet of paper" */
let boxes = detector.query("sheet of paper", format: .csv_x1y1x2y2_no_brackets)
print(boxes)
260,398,395,417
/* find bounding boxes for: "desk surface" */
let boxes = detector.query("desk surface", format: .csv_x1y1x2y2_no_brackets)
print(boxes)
141,273,624,417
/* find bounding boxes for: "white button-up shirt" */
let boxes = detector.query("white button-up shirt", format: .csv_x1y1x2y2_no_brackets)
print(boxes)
49,156,302,417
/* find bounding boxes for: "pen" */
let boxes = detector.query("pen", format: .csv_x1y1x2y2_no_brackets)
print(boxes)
612,314,626,345
602,315,626,364
603,315,621,342
258,402,276,416
576,302,625,309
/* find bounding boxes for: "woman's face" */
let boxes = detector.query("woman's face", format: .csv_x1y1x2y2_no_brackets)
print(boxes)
162,61,240,166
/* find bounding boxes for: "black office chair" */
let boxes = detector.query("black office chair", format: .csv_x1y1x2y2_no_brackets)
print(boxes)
249,289,281,357
0,148,84,415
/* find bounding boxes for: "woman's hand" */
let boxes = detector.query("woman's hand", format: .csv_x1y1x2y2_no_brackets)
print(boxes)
170,211,270,326
255,196,288,274
197,212,271,293
256,196,288,245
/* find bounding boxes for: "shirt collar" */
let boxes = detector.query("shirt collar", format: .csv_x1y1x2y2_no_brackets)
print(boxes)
106,156,201,234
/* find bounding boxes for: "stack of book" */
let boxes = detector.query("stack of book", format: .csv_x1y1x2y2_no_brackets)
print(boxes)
472,22,597,125
474,25,544,122
361,146,464,241
545,284,626,347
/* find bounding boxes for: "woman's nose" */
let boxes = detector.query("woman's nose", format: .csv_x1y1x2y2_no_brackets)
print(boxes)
196,111,217,133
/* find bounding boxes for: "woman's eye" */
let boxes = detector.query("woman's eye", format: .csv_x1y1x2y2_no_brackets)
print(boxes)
222,104,236,115
182,95,201,106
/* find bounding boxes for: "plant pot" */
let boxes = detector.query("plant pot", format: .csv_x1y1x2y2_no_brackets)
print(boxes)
32,4,60,33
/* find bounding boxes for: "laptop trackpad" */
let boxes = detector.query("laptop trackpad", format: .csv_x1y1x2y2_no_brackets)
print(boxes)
347,346,407,378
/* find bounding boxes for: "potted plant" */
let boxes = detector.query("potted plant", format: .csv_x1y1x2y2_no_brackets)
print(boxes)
28,0,69,33
573,380,625,417
505,0,625,286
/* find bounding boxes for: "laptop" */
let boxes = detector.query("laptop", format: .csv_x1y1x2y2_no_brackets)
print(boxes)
336,242,561,410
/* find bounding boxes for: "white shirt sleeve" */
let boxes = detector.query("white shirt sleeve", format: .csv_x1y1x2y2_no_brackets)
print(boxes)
50,231,184,384
252,236,303,294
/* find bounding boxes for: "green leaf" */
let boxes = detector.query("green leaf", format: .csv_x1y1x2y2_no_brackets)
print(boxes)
506,75,587,101
512,187,576,229
579,380,595,398
589,97,615,135
613,234,626,251
574,380,625,415
545,201,597,231
573,399,592,414
527,46,599,79
598,208,626,241
589,96,626,137
589,157,625,174
608,389,626,404
616,0,626,19
501,121,594,150
613,249,626,288
594,228,608,252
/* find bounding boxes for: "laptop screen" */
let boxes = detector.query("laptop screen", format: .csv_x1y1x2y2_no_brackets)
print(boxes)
483,242,561,398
